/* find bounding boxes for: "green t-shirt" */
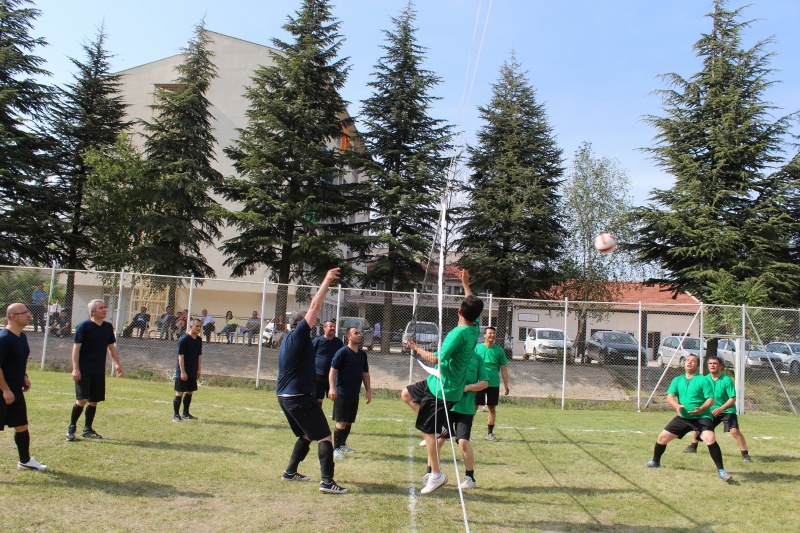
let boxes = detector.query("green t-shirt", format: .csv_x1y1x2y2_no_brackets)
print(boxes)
427,318,481,403
707,372,737,415
475,342,507,387
451,353,489,415
666,373,714,419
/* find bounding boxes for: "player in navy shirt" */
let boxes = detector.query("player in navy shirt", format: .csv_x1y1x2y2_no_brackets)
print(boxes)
66,299,122,441
0,303,47,470
173,319,203,422
312,319,343,404
328,327,371,459
276,268,347,494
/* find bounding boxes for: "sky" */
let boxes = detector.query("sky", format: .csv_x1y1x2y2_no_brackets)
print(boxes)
30,0,800,205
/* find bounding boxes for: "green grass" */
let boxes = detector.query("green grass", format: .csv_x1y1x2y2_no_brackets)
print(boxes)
2,370,799,532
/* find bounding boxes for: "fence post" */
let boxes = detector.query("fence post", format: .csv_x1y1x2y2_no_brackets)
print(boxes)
114,269,126,334
561,297,568,410
737,304,746,414
256,277,268,388
40,262,57,369
186,275,195,334
335,287,342,337
409,288,418,385
488,293,493,327
699,303,704,372
637,301,642,412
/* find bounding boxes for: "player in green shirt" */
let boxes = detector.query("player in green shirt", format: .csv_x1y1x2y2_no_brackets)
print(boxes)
402,269,483,495
645,354,733,482
474,327,509,441
683,355,751,462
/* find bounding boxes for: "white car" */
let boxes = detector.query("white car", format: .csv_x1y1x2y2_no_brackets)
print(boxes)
717,339,783,369
764,342,800,375
523,328,572,361
402,321,439,353
656,336,705,368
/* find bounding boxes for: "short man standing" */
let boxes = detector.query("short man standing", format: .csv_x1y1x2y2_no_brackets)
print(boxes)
645,354,732,482
277,268,348,494
312,319,343,405
31,284,48,332
402,269,482,494
0,304,47,470
66,299,123,441
474,326,509,441
173,318,203,422
328,326,371,459
683,355,752,462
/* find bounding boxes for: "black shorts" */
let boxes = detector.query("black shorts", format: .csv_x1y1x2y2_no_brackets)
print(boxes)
315,374,329,401
663,416,715,439
448,412,474,442
76,373,106,402
712,413,739,432
475,386,500,407
3,396,28,429
0,400,5,430
278,395,331,441
332,395,359,424
174,378,198,393
406,381,454,435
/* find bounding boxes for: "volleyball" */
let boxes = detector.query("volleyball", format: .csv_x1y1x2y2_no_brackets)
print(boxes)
594,233,617,253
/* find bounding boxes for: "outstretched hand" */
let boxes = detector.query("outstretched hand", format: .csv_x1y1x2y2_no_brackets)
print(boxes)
325,268,341,285
458,269,470,284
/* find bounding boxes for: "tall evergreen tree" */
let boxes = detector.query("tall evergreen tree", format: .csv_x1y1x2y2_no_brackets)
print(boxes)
0,0,56,265
357,3,452,351
51,24,129,314
218,0,363,317
455,54,564,341
631,0,800,306
140,21,222,278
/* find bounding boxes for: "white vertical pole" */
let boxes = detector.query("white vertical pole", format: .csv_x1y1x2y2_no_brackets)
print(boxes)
114,269,126,334
186,275,196,334
738,304,746,414
335,287,342,337
488,293,493,327
637,301,643,412
40,262,58,369
561,298,568,410
699,303,705,373
255,277,268,388
409,289,418,385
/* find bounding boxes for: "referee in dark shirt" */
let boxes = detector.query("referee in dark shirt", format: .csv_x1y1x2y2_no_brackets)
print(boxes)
276,268,347,494
173,319,203,422
312,319,343,405
0,303,47,470
328,327,371,459
66,299,123,441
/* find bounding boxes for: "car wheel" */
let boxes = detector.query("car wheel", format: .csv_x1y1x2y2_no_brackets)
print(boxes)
791,361,800,375
657,355,664,367
599,352,605,365
532,348,538,361
679,356,686,369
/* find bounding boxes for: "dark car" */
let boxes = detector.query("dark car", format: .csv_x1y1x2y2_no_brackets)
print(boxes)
585,330,644,365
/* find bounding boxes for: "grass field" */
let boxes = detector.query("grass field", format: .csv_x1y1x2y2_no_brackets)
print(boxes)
1,369,799,533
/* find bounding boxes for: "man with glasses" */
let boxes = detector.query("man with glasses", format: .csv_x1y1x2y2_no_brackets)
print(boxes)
0,304,47,470
328,326,371,459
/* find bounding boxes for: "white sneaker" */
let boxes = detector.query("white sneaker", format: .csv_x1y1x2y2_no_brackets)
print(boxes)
333,447,346,459
340,445,356,453
422,472,430,485
18,457,47,471
421,473,448,494
459,476,476,489
419,439,426,447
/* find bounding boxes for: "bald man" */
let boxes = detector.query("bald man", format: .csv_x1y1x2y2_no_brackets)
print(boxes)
0,304,47,470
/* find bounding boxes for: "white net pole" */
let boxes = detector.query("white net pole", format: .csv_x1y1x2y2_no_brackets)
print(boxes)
255,277,267,388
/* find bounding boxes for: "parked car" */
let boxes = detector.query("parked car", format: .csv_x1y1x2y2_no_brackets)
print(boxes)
402,321,439,354
656,336,705,368
716,339,783,369
585,330,644,365
523,328,573,361
764,342,800,375
338,317,375,349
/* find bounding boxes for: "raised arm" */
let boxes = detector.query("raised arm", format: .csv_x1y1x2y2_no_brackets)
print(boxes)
460,269,473,297
305,268,340,328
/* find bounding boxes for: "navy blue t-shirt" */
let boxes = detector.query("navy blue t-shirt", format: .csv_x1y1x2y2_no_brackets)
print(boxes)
0,329,30,402
74,320,116,374
313,335,344,376
176,334,203,379
331,345,369,400
276,319,315,396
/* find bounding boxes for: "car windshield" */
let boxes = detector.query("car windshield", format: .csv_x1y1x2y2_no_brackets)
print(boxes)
679,339,701,350
539,330,564,340
341,319,363,329
410,323,437,335
606,333,636,344
791,344,800,354
744,341,766,351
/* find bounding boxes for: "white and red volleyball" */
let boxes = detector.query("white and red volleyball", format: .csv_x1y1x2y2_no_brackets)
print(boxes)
594,233,617,254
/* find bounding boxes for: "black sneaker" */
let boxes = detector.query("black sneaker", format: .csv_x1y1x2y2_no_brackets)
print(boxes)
81,428,103,439
66,425,76,441
742,454,753,463
682,445,698,453
319,479,348,494
182,413,198,420
281,471,310,481
173,415,183,423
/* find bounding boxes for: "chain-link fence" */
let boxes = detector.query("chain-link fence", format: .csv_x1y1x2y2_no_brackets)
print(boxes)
1,264,798,414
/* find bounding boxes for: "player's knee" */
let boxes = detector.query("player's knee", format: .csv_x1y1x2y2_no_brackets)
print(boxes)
76,399,88,407
700,431,716,445
730,427,740,436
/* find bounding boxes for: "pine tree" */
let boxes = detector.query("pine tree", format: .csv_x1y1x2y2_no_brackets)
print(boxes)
357,3,452,350
0,0,56,265
631,0,800,306
218,0,362,317
51,24,129,315
139,21,222,278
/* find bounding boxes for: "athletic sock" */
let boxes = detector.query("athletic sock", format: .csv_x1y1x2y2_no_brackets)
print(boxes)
70,403,84,426
341,424,352,446
707,442,724,470
488,424,494,435
182,394,193,415
319,441,334,481
173,396,182,416
14,430,31,464
426,465,432,474
466,469,475,481
286,437,311,474
653,442,667,463
333,428,343,449
741,449,749,456
84,405,97,429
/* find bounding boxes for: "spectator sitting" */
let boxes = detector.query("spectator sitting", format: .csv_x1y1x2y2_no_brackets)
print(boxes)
173,311,187,335
156,306,176,340
219,311,238,343
49,310,72,338
122,307,151,338
244,311,260,346
273,314,288,348
198,309,215,342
